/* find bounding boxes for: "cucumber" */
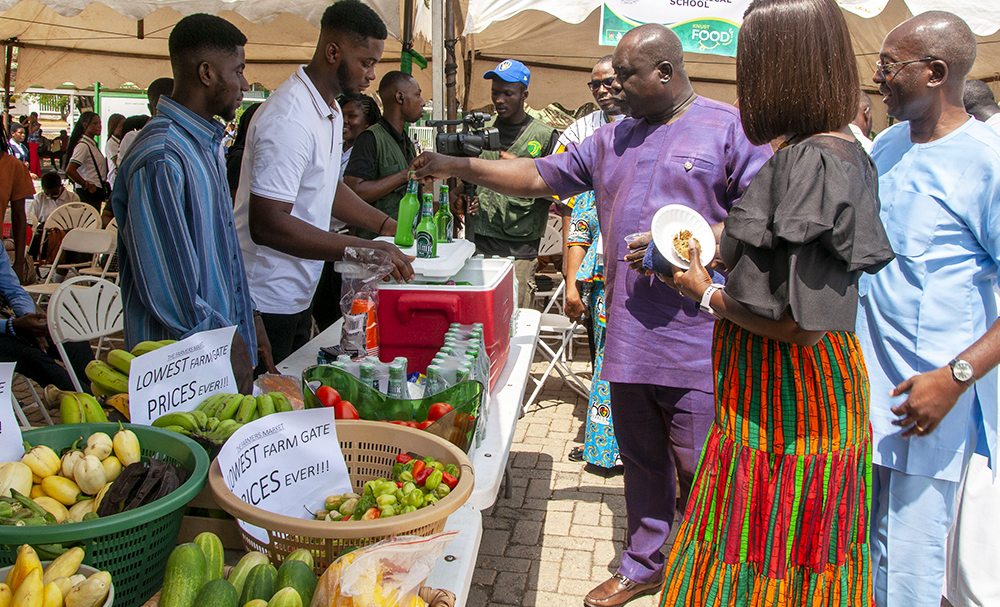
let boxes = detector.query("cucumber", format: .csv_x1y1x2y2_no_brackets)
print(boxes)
192,578,238,607
239,563,278,606
228,551,270,596
160,543,207,607
276,560,317,606
244,601,268,607
193,531,224,582
284,548,314,571
266,587,303,607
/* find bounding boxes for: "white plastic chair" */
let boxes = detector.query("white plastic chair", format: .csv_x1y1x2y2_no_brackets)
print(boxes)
78,219,118,282
25,228,116,305
46,276,123,393
35,202,101,278
11,372,51,427
523,279,590,413
533,213,565,313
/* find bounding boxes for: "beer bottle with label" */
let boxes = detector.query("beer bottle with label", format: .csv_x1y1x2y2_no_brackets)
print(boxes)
435,184,455,243
395,172,420,247
415,193,437,258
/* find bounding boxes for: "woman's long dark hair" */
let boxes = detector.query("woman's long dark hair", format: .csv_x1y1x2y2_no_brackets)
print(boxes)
66,111,98,161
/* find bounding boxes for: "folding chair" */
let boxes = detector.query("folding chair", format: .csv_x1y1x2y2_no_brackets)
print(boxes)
78,219,119,282
533,214,565,313
34,202,101,279
522,279,590,413
47,277,123,393
25,228,116,306
11,372,51,427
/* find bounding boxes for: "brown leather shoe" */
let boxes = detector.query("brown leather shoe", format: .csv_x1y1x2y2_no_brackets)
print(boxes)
584,573,663,607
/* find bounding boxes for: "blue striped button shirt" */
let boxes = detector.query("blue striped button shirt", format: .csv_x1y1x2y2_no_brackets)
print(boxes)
112,96,257,364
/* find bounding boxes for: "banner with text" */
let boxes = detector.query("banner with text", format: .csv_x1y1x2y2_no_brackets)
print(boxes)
217,408,352,542
128,326,237,425
600,0,753,57
0,363,22,462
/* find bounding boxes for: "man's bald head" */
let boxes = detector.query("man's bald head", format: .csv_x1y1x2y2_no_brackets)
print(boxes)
618,24,685,74
378,70,416,99
964,79,999,121
891,11,977,81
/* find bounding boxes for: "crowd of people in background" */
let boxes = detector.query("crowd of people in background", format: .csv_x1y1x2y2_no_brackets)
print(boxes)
3,0,1000,606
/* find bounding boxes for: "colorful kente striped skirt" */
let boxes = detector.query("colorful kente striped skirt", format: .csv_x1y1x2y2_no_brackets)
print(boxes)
660,319,872,607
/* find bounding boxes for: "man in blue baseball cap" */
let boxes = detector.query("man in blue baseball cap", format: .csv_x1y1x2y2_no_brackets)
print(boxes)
473,59,559,309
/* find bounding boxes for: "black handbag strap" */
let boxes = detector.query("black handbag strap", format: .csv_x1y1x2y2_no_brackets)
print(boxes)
83,138,107,183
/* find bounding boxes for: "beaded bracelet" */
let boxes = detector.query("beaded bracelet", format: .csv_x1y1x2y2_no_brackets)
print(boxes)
6,317,15,336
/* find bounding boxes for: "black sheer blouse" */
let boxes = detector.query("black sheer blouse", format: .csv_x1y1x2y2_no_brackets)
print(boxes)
720,135,895,332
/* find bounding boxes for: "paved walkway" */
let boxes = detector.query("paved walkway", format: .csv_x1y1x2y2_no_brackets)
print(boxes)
470,355,668,607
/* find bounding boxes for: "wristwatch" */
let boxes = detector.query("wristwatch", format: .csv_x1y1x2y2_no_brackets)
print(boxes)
700,284,724,317
949,358,975,387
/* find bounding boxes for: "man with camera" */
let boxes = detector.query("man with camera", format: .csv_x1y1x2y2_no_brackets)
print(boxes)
474,59,559,309
343,71,425,239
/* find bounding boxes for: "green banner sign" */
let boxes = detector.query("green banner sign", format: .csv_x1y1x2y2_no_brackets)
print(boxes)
600,0,752,57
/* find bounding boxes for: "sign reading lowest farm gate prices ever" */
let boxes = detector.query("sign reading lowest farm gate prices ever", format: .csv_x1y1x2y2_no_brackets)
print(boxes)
600,0,753,57
217,408,352,542
128,326,237,425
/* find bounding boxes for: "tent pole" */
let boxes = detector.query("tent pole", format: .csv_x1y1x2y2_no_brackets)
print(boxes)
3,39,13,134
432,0,445,121
444,0,457,121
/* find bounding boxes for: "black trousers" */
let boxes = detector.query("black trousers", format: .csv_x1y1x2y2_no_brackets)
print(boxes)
0,333,94,392
311,262,343,332
259,305,314,367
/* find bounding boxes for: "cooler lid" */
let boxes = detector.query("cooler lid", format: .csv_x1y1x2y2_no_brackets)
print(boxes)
334,237,476,279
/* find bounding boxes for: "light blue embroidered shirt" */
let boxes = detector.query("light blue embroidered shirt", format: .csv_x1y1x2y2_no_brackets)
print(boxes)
858,117,1000,481
112,96,257,363
0,248,36,326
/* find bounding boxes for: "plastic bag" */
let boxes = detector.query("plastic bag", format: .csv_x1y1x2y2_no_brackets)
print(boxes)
311,532,457,607
340,247,394,359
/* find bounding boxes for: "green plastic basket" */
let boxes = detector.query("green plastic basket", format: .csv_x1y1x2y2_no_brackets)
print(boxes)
0,423,209,607
301,365,485,452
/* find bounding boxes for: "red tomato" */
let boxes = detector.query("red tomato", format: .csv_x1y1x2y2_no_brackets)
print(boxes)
417,420,434,430
316,386,342,408
404,421,419,429
333,400,359,420
427,402,454,422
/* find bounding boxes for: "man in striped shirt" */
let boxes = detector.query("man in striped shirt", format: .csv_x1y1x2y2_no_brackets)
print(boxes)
112,14,275,392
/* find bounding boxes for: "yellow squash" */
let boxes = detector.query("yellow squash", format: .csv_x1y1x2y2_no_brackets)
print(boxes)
72,456,107,496
5,545,41,592
67,499,95,523
112,423,140,466
10,567,42,607
83,434,113,461
63,571,110,607
0,462,32,499
100,457,122,483
40,582,61,607
41,547,85,585
20,444,60,479
31,497,68,523
40,476,81,506
0,583,11,607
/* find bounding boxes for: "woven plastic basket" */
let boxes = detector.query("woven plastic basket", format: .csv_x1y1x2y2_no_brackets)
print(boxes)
208,420,474,574
0,423,210,607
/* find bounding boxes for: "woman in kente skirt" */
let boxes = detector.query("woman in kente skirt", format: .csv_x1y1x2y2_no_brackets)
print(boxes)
566,190,620,470
659,0,895,604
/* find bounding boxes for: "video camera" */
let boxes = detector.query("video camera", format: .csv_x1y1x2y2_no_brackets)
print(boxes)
426,112,500,157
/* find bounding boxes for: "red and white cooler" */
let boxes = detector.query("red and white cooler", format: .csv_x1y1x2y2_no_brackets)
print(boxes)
376,257,514,389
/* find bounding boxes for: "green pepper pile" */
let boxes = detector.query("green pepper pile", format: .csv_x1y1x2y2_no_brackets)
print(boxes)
314,454,461,522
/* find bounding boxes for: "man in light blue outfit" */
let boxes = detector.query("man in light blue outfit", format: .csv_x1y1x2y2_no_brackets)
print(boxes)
857,11,1000,607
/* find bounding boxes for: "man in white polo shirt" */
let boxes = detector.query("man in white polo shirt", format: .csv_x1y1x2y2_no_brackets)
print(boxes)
234,0,413,363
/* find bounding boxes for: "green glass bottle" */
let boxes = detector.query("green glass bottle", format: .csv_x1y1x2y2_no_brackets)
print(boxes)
415,193,437,258
395,172,420,247
434,185,455,244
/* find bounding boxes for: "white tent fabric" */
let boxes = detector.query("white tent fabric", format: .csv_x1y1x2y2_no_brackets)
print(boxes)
0,0,998,125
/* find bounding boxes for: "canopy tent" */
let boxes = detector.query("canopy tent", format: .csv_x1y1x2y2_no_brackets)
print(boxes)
0,0,997,128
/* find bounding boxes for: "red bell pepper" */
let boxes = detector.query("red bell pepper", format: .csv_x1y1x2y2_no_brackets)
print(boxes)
414,467,433,486
341,515,351,521
441,471,458,489
411,460,426,479
396,454,413,464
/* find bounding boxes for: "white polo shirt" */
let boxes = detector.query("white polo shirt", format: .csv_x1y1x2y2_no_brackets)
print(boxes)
234,66,344,314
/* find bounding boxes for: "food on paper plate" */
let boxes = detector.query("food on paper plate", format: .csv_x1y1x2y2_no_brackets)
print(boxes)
672,230,699,262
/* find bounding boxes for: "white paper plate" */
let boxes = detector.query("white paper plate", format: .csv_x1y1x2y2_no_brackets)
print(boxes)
650,205,716,270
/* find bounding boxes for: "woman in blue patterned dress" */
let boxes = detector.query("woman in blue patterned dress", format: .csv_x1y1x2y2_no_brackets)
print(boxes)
565,190,620,469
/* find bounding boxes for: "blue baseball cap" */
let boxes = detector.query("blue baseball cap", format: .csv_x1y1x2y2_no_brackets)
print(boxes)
483,59,530,87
